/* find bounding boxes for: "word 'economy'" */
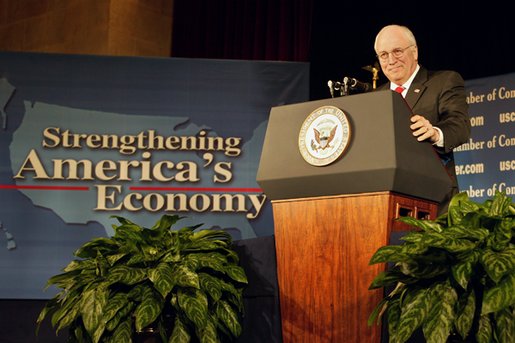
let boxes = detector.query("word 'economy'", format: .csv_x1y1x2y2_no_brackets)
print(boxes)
96,185,266,219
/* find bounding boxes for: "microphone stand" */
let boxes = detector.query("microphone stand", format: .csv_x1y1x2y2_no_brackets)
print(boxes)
328,61,380,97
342,77,351,96
327,78,351,98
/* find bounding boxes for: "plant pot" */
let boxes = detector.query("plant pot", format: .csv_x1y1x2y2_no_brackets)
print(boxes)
135,327,159,343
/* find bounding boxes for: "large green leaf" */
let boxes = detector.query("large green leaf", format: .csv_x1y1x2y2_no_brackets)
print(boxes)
94,253,111,278
494,307,514,343
148,262,175,298
45,269,82,290
161,249,182,264
481,248,515,283
63,259,97,273
447,192,481,226
74,237,119,258
178,288,209,329
422,233,477,253
451,261,473,290
444,225,490,241
106,253,128,266
400,231,425,243
455,290,476,340
56,286,84,310
476,314,493,343
113,223,145,244
170,316,191,343
150,214,182,230
110,215,136,226
199,273,223,302
71,324,89,342
196,319,218,343
393,288,431,343
215,300,242,337
110,318,132,343
487,191,513,216
134,287,163,332
387,298,402,341
192,229,231,242
369,245,408,264
177,226,195,237
422,281,457,343
482,273,515,314
186,252,227,272
220,247,240,263
217,278,245,311
50,295,81,333
126,254,147,265
401,242,428,255
105,302,135,332
397,216,444,233
172,264,200,289
183,240,228,252
399,260,449,279
36,298,58,330
80,285,109,341
103,292,129,325
128,283,146,302
77,268,100,288
225,265,248,284
368,297,389,326
92,317,107,343
223,292,244,313
451,251,480,289
369,270,414,290
141,241,167,261
490,218,513,250
57,305,82,333
107,265,147,285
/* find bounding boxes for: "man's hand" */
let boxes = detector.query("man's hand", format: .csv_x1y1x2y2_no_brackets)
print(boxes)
410,114,440,143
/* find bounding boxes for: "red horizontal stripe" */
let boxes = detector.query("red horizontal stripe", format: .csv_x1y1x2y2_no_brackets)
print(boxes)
0,184,262,193
129,186,263,193
0,184,89,191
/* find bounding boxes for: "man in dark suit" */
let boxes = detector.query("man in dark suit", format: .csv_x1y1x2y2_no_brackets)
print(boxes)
374,24,471,215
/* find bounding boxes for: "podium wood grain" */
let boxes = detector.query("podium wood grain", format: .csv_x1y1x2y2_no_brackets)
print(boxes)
272,192,436,343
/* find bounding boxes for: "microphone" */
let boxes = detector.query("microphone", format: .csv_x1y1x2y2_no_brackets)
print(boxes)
327,80,334,98
344,77,372,92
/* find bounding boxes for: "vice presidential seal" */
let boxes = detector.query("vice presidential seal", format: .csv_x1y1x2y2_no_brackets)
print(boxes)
298,105,351,166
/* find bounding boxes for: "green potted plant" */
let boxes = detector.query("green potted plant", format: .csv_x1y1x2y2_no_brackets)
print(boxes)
368,191,514,343
37,214,248,343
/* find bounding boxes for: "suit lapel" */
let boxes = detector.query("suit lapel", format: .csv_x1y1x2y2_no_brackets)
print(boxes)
405,67,428,109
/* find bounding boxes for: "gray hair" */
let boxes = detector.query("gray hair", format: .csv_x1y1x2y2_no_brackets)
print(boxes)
374,25,417,51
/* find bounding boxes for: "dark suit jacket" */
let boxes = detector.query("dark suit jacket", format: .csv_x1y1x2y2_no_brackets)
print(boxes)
377,67,471,214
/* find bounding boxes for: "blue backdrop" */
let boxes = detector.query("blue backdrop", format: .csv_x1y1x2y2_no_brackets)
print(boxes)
454,72,515,203
0,51,309,298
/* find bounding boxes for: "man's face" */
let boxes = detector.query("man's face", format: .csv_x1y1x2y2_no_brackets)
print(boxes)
375,28,418,85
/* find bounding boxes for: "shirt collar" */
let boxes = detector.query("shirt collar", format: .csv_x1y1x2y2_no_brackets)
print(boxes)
390,64,420,93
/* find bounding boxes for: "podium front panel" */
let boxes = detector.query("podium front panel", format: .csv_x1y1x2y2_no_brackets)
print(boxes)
257,91,452,202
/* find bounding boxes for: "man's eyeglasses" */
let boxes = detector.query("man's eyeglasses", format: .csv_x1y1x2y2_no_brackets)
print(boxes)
376,45,414,61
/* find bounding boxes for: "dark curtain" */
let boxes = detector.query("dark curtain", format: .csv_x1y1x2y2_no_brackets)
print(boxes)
172,0,313,62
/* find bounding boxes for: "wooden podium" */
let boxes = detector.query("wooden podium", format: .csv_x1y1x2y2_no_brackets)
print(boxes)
256,91,452,343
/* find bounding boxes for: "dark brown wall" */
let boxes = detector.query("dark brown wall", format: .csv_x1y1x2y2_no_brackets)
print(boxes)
0,0,174,56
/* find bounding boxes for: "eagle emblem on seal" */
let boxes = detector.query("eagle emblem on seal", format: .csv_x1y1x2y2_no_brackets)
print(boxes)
312,125,337,151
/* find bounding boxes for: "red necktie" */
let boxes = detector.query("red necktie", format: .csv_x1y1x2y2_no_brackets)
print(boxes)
395,86,405,94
